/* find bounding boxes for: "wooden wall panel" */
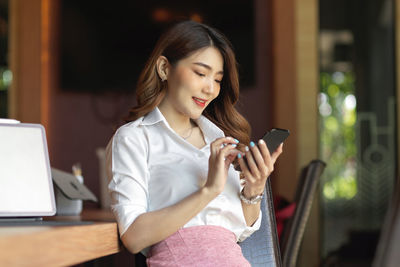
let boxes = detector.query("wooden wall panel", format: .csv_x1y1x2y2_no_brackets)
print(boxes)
295,1,319,266
9,0,49,128
270,0,298,202
270,0,319,265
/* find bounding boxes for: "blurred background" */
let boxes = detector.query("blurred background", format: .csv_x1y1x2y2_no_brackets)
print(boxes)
0,0,398,266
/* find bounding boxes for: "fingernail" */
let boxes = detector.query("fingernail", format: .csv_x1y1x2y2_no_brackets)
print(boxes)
237,153,242,159
231,144,237,148
258,139,265,144
234,138,239,143
245,146,249,152
250,141,255,147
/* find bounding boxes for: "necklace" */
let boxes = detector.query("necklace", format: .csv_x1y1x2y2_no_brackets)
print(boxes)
181,126,194,140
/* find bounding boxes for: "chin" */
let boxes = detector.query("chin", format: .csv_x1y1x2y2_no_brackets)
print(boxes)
186,107,205,120
190,113,203,120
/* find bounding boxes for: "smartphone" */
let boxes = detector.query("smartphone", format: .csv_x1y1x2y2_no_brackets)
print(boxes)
234,128,290,171
262,128,290,154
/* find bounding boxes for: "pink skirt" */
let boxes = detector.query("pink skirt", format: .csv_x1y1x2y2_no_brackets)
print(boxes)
147,225,251,267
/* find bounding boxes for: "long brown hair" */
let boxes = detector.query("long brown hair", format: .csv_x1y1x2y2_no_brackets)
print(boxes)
125,20,251,144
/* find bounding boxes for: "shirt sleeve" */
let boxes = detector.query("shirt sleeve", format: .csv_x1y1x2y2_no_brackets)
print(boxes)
106,126,149,236
237,210,262,242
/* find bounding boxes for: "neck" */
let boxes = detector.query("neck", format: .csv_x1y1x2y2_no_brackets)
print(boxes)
158,103,193,134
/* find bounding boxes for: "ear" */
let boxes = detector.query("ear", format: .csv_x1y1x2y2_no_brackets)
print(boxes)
156,56,170,81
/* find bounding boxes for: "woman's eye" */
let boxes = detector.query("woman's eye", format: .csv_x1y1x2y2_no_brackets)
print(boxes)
195,71,205,77
215,79,222,84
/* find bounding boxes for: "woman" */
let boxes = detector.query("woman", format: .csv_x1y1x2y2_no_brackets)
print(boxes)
106,20,283,266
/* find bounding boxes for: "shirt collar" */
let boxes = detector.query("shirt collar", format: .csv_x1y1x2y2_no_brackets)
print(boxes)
195,115,225,143
140,107,225,143
140,107,165,126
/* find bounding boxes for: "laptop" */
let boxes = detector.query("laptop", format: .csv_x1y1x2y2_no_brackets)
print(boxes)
0,120,94,225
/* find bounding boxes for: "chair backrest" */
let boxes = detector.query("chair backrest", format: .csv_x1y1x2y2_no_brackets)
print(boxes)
280,159,326,267
240,178,282,267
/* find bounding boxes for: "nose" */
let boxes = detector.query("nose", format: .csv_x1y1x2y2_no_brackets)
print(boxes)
203,77,215,94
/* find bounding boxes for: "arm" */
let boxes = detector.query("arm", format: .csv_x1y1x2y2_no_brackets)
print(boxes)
237,140,283,226
114,137,240,254
122,186,216,253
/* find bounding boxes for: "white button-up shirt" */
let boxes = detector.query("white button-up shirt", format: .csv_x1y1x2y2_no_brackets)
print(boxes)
106,107,261,244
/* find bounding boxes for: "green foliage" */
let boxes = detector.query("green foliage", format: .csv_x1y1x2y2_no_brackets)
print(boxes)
0,67,12,91
319,71,357,200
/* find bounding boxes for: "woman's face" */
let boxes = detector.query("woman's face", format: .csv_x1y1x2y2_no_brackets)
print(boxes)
160,46,224,120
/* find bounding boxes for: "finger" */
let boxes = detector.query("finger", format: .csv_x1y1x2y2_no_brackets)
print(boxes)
236,153,256,183
225,150,240,167
225,150,239,161
250,141,265,168
244,144,261,178
250,141,269,177
271,143,284,162
238,159,257,185
258,139,272,164
218,145,241,169
236,153,249,173
219,143,240,159
210,137,239,154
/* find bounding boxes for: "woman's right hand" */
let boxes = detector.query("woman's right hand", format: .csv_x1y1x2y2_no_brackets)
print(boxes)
204,137,241,196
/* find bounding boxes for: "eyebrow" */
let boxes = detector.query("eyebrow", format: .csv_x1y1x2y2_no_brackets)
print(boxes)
193,62,224,75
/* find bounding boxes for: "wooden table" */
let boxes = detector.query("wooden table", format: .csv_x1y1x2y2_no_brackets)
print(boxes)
0,209,121,267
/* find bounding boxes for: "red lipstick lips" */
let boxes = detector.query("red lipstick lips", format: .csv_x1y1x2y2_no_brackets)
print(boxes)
193,97,206,108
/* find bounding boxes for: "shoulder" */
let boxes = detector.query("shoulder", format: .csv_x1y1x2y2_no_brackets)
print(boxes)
115,117,145,138
106,117,150,167
111,117,149,149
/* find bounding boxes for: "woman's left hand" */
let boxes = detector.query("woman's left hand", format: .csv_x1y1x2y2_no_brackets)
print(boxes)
237,140,283,198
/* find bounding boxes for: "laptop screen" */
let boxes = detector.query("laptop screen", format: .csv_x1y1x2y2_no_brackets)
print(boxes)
0,123,56,217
